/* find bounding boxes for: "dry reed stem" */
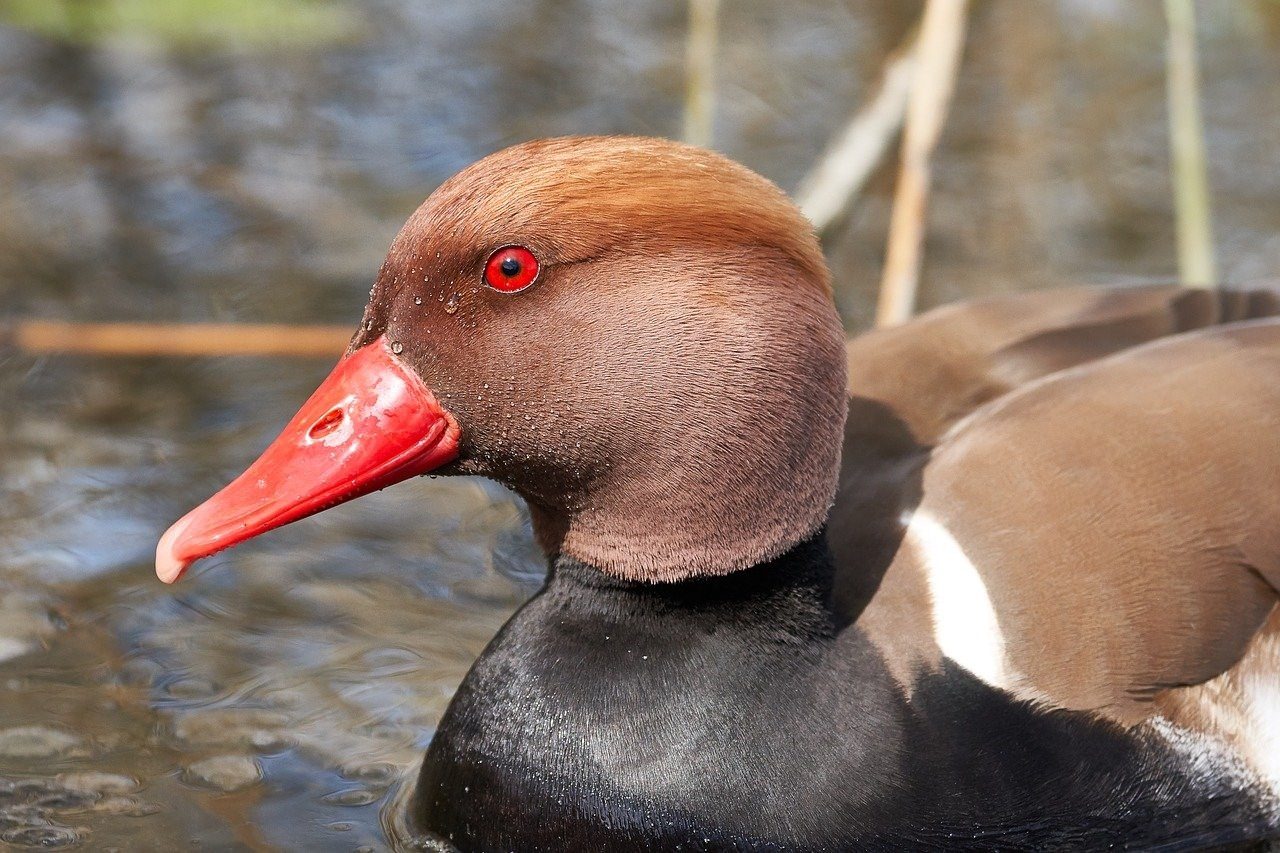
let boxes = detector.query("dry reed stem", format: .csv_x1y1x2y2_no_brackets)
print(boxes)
796,27,920,235
875,0,970,328
1164,0,1217,288
9,321,351,357
682,0,720,148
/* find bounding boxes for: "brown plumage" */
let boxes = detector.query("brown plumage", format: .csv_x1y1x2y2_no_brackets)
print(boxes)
158,136,1280,846
844,285,1280,794
844,282,1280,445
350,136,847,583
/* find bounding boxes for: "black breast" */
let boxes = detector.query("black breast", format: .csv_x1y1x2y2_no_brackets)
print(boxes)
410,534,1278,851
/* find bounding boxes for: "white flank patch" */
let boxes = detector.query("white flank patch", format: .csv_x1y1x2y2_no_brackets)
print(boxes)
1238,631,1280,793
1147,716,1256,789
906,511,1011,689
1148,621,1280,807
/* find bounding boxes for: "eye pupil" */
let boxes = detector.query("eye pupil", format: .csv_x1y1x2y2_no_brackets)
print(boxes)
483,245,540,293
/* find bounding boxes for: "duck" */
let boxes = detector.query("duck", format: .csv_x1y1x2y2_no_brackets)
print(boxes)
155,136,1280,850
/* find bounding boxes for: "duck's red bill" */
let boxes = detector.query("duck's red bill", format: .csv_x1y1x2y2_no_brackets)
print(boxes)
156,336,460,583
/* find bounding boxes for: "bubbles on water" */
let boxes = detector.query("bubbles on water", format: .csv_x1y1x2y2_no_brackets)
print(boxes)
0,772,161,849
170,709,290,752
55,774,137,797
1,826,81,849
90,797,160,817
0,727,82,760
444,293,461,315
34,789,96,812
340,761,396,784
181,756,262,793
0,778,53,807
320,788,379,807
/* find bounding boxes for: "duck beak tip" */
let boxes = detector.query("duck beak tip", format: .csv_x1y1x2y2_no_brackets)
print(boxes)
153,336,460,586
155,515,193,584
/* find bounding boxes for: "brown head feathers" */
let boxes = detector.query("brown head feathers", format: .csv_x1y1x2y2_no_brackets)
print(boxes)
355,136,848,582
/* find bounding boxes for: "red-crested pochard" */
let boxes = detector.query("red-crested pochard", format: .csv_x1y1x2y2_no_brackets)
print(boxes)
156,137,1280,850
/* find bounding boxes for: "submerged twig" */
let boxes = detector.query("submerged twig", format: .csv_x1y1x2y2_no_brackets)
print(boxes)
1163,0,1217,288
9,321,351,357
875,0,970,328
682,0,720,148
795,27,920,236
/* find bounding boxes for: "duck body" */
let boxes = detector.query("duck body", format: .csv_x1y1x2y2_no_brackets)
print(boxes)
416,299,1280,850
415,537,1274,851
152,137,1280,850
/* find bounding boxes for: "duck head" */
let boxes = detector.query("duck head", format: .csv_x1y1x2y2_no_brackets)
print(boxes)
157,136,848,584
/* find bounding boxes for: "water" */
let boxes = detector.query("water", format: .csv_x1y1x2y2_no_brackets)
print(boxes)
1,0,1278,848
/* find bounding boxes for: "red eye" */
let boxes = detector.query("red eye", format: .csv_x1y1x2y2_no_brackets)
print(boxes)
483,245,540,293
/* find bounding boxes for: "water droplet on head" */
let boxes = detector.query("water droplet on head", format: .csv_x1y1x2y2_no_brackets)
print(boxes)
444,293,462,315
391,341,404,354
414,296,422,305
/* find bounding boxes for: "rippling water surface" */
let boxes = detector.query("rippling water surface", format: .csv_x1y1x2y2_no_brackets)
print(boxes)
1,1,1278,848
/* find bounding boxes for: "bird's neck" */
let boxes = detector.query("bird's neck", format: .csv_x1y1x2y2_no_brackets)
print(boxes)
547,527,841,633
523,431,843,585
414,532,912,848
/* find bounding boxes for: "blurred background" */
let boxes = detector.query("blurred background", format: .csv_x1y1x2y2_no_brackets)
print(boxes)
0,0,1277,849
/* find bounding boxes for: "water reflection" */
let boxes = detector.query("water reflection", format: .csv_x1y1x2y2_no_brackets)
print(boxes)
2,350,538,849
1,0,1278,848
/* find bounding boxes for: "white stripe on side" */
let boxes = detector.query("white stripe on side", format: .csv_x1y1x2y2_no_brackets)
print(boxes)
905,511,1012,690
1237,629,1280,794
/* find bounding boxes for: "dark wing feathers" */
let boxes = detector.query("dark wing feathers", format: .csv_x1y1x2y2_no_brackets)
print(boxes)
840,284,1280,720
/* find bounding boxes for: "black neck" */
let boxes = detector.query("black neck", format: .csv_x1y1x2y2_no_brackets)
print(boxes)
414,532,914,849
411,530,1272,850
549,528,842,635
